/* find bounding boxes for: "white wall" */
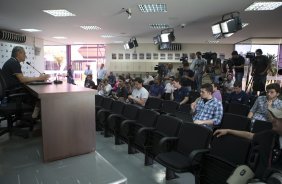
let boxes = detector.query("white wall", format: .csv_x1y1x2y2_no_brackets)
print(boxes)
0,36,44,76
106,43,234,76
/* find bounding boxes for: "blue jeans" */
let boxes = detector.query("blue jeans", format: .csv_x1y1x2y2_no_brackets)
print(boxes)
235,72,244,83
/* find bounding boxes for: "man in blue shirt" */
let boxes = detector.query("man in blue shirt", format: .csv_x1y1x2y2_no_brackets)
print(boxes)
228,80,249,105
171,78,189,105
191,83,223,129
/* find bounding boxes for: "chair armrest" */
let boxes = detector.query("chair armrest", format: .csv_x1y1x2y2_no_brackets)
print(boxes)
158,137,179,152
189,149,210,163
137,127,155,136
121,120,136,129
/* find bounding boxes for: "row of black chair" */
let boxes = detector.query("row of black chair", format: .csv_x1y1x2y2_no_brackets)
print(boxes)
95,95,272,183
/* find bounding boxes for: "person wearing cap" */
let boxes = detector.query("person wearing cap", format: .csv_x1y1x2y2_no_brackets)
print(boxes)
231,50,245,84
214,107,282,179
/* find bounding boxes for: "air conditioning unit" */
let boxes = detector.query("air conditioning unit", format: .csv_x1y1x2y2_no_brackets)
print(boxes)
0,30,26,43
158,43,182,51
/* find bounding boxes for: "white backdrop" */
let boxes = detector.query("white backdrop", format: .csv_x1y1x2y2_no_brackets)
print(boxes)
0,41,36,77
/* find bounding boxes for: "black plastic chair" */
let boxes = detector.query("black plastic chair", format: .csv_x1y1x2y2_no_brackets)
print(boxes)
155,123,213,180
133,114,182,166
106,104,142,144
95,97,113,130
226,103,250,116
0,69,33,137
119,108,159,154
145,97,163,111
251,119,272,133
195,135,251,184
160,100,179,114
220,113,251,131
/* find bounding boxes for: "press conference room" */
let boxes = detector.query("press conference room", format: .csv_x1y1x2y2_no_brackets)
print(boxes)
1,0,282,183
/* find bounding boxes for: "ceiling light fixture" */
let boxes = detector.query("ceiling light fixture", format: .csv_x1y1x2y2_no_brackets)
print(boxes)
20,29,42,32
124,37,138,50
53,36,67,39
80,26,101,30
149,24,170,29
211,11,242,39
43,9,76,17
245,2,282,11
138,4,167,13
101,35,115,38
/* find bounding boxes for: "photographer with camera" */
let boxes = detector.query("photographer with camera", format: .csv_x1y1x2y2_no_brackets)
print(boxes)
190,51,207,92
252,49,271,96
231,50,245,84
178,62,194,91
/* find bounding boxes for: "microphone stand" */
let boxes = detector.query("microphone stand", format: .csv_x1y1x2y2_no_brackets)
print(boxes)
26,62,42,75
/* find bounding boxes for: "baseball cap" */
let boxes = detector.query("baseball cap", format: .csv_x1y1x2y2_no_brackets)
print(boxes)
268,107,282,119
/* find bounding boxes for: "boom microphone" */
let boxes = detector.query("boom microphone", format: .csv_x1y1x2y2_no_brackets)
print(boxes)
26,62,42,74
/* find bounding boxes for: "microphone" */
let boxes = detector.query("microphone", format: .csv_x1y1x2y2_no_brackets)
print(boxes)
26,62,42,75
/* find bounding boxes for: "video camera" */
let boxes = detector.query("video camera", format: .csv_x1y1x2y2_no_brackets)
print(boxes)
180,56,188,64
246,52,255,59
202,52,217,60
154,64,166,77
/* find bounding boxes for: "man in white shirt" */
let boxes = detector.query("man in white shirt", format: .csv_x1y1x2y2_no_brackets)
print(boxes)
143,72,154,85
97,78,112,96
84,65,93,76
128,77,149,106
97,63,107,85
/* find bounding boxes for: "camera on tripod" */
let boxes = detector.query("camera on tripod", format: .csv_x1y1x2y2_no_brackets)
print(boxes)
154,64,166,77
246,52,255,59
180,56,188,64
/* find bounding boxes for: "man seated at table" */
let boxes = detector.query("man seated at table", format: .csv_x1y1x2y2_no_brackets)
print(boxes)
191,83,223,130
2,46,50,119
2,46,50,90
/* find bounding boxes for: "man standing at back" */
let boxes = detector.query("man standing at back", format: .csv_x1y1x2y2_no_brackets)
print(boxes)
2,46,49,89
252,49,270,95
191,51,207,92
97,63,107,85
231,50,245,84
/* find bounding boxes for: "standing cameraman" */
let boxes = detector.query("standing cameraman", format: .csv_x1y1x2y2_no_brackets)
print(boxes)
252,49,270,95
231,51,245,84
191,52,207,92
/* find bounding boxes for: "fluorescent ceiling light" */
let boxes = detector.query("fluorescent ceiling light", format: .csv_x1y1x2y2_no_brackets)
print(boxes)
160,33,170,42
101,35,114,38
224,33,234,38
211,24,221,34
138,4,167,13
43,9,76,17
53,36,67,39
80,26,101,30
149,24,170,29
207,40,219,44
242,23,249,28
21,29,42,32
124,43,129,50
245,2,282,11
114,41,124,43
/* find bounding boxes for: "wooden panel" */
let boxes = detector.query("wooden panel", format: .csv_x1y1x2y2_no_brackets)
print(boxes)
27,83,96,162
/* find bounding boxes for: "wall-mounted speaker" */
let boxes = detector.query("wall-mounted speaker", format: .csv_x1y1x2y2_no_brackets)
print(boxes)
0,30,26,43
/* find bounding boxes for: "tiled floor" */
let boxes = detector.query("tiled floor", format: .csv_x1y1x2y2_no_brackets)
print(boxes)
0,132,195,184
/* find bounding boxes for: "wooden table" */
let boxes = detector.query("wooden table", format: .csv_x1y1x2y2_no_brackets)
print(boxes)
26,83,96,162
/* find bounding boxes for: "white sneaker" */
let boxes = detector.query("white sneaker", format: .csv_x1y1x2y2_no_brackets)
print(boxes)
32,106,40,119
